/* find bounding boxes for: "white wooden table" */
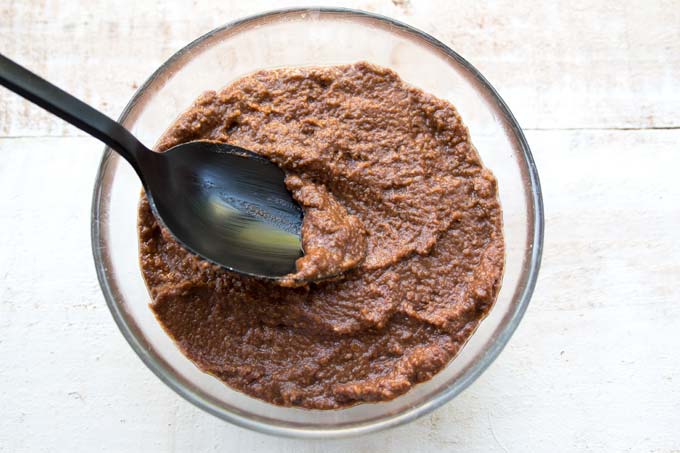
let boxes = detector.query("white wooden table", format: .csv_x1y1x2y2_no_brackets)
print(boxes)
1,1,679,451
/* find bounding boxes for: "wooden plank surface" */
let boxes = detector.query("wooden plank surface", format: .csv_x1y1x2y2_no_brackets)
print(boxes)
1,0,679,452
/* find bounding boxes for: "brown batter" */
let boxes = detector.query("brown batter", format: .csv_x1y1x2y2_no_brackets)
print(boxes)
138,62,504,409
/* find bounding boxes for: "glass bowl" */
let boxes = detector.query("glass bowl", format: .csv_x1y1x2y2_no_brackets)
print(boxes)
91,7,543,438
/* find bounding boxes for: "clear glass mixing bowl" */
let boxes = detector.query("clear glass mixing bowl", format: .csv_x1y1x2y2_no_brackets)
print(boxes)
91,7,544,438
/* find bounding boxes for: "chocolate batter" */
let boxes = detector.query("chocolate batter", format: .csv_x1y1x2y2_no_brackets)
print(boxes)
138,62,504,409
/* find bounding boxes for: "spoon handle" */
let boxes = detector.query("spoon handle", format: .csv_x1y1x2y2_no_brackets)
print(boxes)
0,53,148,167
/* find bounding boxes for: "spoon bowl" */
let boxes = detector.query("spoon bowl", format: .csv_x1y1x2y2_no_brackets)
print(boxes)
145,141,302,277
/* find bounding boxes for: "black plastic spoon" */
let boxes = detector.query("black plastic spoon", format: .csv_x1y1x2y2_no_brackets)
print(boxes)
0,53,303,278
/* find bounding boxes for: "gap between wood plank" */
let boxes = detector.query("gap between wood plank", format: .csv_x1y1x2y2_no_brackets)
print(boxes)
524,126,680,132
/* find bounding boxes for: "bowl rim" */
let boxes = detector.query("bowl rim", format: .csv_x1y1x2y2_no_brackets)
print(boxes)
91,6,544,439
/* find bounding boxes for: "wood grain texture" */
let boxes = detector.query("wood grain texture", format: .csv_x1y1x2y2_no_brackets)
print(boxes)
0,0,679,452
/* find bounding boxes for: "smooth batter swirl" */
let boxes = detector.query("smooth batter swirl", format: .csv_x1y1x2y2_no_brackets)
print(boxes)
138,62,504,409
